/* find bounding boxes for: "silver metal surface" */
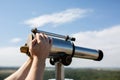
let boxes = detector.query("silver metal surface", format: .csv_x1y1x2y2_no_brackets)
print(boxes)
74,46,99,60
37,29,67,40
50,38,73,56
55,62,64,80
32,28,75,41
50,37,102,60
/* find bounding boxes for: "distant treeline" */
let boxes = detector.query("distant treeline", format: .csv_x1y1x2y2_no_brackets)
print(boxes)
44,68,120,80
0,67,120,80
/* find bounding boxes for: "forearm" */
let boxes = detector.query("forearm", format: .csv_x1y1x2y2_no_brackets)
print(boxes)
5,58,32,80
25,57,45,80
25,33,51,80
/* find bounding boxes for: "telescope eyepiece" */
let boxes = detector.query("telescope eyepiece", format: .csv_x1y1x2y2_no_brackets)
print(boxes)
95,50,103,61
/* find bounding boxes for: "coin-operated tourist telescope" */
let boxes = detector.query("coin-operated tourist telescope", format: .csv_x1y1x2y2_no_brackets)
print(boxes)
20,28,103,80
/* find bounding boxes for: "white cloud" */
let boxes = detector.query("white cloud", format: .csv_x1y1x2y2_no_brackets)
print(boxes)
70,25,120,68
10,38,22,43
0,47,27,67
24,8,91,27
73,25,120,49
0,46,52,67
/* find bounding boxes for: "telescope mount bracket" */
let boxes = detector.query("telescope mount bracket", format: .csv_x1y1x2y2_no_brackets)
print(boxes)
49,53,72,80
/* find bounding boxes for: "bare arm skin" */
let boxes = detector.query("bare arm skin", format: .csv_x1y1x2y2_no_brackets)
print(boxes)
5,33,52,80
5,58,33,80
25,33,52,80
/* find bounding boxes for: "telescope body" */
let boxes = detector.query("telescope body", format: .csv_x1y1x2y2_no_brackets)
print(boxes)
50,37,103,61
21,34,103,61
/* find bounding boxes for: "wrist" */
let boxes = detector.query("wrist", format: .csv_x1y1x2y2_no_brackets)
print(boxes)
33,56,46,64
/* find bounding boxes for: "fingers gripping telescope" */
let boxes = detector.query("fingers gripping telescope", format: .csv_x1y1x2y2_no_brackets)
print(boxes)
20,28,103,66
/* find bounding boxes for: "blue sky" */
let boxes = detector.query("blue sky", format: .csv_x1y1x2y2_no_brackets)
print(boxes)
0,0,120,68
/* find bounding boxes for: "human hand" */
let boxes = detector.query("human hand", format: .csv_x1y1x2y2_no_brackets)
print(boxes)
29,33,52,61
